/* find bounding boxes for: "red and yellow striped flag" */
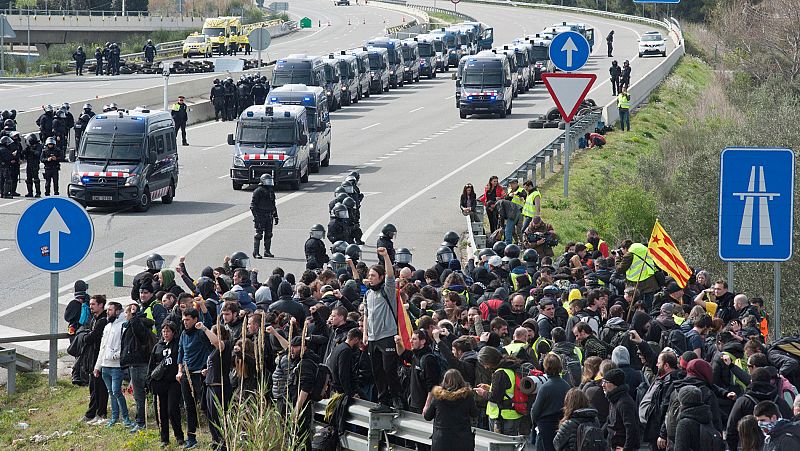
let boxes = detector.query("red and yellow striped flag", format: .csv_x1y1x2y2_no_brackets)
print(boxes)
396,289,414,350
647,219,692,288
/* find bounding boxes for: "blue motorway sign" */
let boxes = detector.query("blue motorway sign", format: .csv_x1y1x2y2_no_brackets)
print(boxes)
16,197,94,272
549,31,590,72
718,147,795,261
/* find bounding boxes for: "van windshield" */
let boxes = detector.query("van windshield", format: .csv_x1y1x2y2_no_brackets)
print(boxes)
387,50,400,65
433,41,444,52
369,54,384,70
202,27,225,37
79,134,143,161
515,53,527,67
272,70,312,86
402,47,415,60
239,122,297,147
418,43,434,57
533,46,549,60
306,107,319,131
324,65,337,82
463,71,504,87
337,61,352,78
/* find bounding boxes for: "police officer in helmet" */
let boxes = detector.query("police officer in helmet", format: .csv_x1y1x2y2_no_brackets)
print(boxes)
330,240,348,255
252,173,278,258
342,196,363,245
377,223,397,263
305,224,329,270
0,136,14,198
327,203,351,244
131,253,165,301
434,245,456,276
21,133,42,198
396,247,415,271
442,230,459,254
344,244,361,264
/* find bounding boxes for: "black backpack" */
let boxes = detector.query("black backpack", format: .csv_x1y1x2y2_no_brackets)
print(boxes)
309,363,332,402
311,425,338,451
576,421,609,451
696,421,725,451
609,329,628,349
662,329,688,356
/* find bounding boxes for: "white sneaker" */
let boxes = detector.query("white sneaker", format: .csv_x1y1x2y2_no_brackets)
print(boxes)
89,416,107,425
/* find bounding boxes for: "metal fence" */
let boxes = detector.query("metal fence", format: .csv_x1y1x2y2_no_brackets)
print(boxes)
66,40,184,68
1,8,155,17
407,3,477,22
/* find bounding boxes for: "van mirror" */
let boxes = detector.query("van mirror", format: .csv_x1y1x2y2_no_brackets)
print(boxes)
505,78,512,87
299,134,308,146
455,80,461,87
451,73,457,80
227,133,235,145
148,151,157,165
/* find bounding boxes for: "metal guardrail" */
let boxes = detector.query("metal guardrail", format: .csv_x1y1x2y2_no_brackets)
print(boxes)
66,40,184,68
313,398,526,451
407,3,477,22
1,8,156,16
0,348,18,395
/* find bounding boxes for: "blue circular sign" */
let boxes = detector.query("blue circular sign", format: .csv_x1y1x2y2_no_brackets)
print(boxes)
16,197,94,273
548,31,591,72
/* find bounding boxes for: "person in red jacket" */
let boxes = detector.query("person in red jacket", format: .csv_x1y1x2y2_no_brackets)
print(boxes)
585,132,607,148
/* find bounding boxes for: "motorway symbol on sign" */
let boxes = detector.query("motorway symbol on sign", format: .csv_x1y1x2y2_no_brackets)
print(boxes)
248,28,272,51
541,73,596,122
549,31,590,72
16,197,94,273
718,147,795,261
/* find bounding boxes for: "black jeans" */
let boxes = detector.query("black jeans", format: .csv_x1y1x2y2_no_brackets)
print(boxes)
368,336,403,406
205,385,232,449
85,372,109,419
180,372,204,439
175,122,187,144
153,379,184,443
44,169,59,195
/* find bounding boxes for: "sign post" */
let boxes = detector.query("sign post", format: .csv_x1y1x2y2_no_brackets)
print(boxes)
718,147,795,340
16,198,94,387
248,28,272,71
451,0,460,13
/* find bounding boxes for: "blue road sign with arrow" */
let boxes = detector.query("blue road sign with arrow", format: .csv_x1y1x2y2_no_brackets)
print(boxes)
16,197,94,273
718,147,795,262
549,31,590,72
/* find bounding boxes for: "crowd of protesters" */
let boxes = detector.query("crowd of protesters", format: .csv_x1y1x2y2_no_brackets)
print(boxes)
61,173,800,451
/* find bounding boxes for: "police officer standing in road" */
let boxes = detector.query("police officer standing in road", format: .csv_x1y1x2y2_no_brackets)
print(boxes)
621,60,632,90
94,47,104,75
228,34,238,56
73,46,87,76
41,137,62,196
143,40,157,64
377,224,397,263
170,96,189,146
103,43,112,75
342,196,363,245
609,60,621,97
74,104,93,151
305,224,330,270
21,134,42,198
252,173,278,259
223,78,238,121
250,76,269,105
7,132,22,197
606,30,614,57
111,43,121,75
0,136,14,198
61,104,75,148
237,77,252,115
210,79,225,121
52,109,69,153
36,105,55,142
327,203,351,244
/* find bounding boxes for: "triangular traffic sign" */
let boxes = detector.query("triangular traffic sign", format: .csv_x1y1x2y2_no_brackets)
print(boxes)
0,15,16,39
541,73,596,122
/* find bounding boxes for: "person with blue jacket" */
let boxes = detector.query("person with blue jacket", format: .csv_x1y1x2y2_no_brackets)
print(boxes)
176,304,213,449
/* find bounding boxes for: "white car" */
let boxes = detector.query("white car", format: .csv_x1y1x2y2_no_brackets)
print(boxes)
638,31,667,57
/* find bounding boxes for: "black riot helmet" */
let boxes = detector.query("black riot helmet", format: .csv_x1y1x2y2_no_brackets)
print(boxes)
396,247,412,265
478,248,496,260
335,192,348,204
310,223,325,240
504,244,521,259
334,185,346,196
3,119,14,130
332,203,349,219
83,103,93,111
0,110,8,120
349,171,360,182
146,253,165,271
342,196,356,209
522,248,539,266
45,137,56,146
381,223,397,239
230,251,250,270
25,133,39,146
329,253,347,272
0,136,12,146
345,175,357,186
492,241,508,256
341,180,355,194
436,246,456,264
442,230,459,247
259,173,274,186
345,244,362,261
330,240,348,254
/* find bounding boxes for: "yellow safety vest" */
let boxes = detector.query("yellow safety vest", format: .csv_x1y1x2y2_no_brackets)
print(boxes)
486,368,523,420
626,243,655,283
511,272,532,292
171,103,181,112
617,93,630,109
531,336,552,362
143,304,159,334
504,341,528,357
522,189,541,218
510,186,525,208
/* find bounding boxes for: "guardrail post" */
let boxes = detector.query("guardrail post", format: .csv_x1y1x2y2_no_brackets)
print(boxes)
0,347,16,395
114,251,124,287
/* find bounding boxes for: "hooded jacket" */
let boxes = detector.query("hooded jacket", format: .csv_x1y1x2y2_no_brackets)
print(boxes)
95,315,125,370
726,368,793,450
120,314,155,367
599,316,629,345
553,407,600,451
711,340,749,392
764,419,800,451
661,374,722,443
400,345,442,413
604,383,640,451
424,386,478,451
268,281,306,324
581,379,610,424
159,269,184,297
612,346,644,399
673,385,716,451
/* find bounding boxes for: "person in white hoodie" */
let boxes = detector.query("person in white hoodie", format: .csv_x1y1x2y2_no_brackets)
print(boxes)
94,301,134,428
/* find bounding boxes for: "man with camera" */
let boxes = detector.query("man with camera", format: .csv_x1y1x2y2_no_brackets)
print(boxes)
524,216,558,257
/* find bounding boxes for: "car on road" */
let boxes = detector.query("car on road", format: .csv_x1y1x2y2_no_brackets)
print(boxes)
639,31,667,57
335,0,350,5
182,33,212,58
68,108,179,212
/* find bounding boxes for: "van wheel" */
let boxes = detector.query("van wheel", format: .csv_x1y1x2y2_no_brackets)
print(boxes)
415,74,420,83
290,177,300,190
310,155,320,173
507,102,512,115
364,88,370,98
182,53,188,59
459,110,467,119
232,181,243,190
384,83,389,92
134,187,152,212
321,145,331,167
301,160,309,183
353,93,358,104
499,102,507,118
161,183,175,204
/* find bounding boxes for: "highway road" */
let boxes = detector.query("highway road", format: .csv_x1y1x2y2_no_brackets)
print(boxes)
0,0,676,357
0,0,413,113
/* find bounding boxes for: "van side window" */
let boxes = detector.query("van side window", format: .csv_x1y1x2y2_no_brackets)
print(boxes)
155,134,166,155
149,136,157,153
164,131,175,153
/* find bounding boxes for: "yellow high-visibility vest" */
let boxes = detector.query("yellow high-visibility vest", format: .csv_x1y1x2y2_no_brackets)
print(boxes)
522,190,541,218
626,243,655,282
486,368,523,420
618,93,630,109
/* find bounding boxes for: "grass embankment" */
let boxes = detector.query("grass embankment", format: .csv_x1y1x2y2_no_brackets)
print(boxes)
0,373,210,449
428,11,462,25
537,55,713,250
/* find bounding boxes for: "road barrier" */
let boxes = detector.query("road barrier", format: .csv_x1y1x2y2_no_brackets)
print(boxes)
0,333,69,395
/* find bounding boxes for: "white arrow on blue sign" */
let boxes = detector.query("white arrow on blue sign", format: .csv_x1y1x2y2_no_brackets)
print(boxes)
16,197,94,273
549,31,591,72
718,147,795,262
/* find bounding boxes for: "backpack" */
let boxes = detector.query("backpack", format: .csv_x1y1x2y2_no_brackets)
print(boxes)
501,369,529,415
663,329,688,356
309,363,332,402
609,329,628,349
696,421,725,451
723,351,748,390
554,253,569,268
311,425,338,451
422,350,448,383
576,422,609,451
552,350,582,387
577,312,600,336
482,299,503,321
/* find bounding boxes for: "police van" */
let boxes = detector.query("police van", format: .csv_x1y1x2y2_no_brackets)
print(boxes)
322,57,343,111
458,51,513,119
524,35,554,81
461,21,494,51
268,84,331,173
400,39,421,83
494,47,519,98
442,27,465,67
345,49,372,101
228,104,311,191
271,54,327,90
68,108,178,212
332,53,360,105
506,44,532,93
366,47,390,93
366,37,406,88
416,33,446,75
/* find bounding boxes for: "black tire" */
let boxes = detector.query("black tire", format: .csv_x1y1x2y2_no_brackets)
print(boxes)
584,98,596,107
301,161,309,183
161,183,175,204
558,121,566,130
321,145,330,167
182,53,188,59
134,187,152,212
528,119,545,129
544,121,559,128
310,156,320,173
232,181,243,190
499,102,507,118
459,110,467,119
546,107,561,121
384,83,389,92
290,177,300,190
662,51,667,57
507,102,512,115
415,74,420,83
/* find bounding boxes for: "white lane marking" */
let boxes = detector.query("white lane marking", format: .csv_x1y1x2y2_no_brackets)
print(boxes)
0,191,307,318
0,199,25,209
201,143,228,151
362,128,530,240
361,123,381,130
313,183,326,187
444,95,455,99
217,174,229,179
330,175,344,179
409,106,424,113
188,120,225,131
364,162,375,165
324,179,336,182
28,92,53,97
0,248,9,253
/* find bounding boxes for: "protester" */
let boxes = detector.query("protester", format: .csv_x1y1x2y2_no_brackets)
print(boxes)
553,388,601,451
424,369,478,451
149,321,184,447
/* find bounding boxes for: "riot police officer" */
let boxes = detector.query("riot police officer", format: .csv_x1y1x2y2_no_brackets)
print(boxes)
345,174,363,206
21,134,42,197
74,109,92,151
94,47,104,75
52,110,68,153
131,253,165,301
327,203,351,244
377,224,397,263
0,136,13,198
73,46,87,75
211,79,225,121
304,224,329,270
342,196,363,245
61,104,75,146
396,247,415,271
36,105,55,141
442,230,459,255
434,246,456,276
110,43,121,75
522,248,539,274
250,77,269,105
345,244,361,265
143,39,157,64
251,173,278,258
41,137,62,196
223,78,238,121
7,131,22,197
237,77,252,114
329,191,348,212
330,240,348,255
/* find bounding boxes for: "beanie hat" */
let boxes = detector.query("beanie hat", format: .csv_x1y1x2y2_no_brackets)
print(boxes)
602,368,625,387
139,280,154,293
74,280,89,293
680,351,698,369
686,359,713,384
477,346,502,369
679,385,703,407
612,345,631,366
660,302,675,315
667,282,683,294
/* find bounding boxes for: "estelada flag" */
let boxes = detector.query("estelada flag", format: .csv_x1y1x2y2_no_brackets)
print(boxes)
396,289,414,350
647,219,692,288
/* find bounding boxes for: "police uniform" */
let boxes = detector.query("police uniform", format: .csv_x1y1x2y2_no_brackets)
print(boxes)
210,82,225,121
0,138,13,198
327,217,350,244
376,234,395,263
36,110,54,141
250,80,268,105
40,140,62,196
21,137,42,197
251,180,278,258
223,79,238,121
304,237,329,270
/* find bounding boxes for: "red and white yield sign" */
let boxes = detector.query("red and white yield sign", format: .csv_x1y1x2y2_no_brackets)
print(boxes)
541,73,596,122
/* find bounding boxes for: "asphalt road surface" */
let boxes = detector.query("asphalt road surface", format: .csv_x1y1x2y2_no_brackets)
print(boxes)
0,1,676,358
